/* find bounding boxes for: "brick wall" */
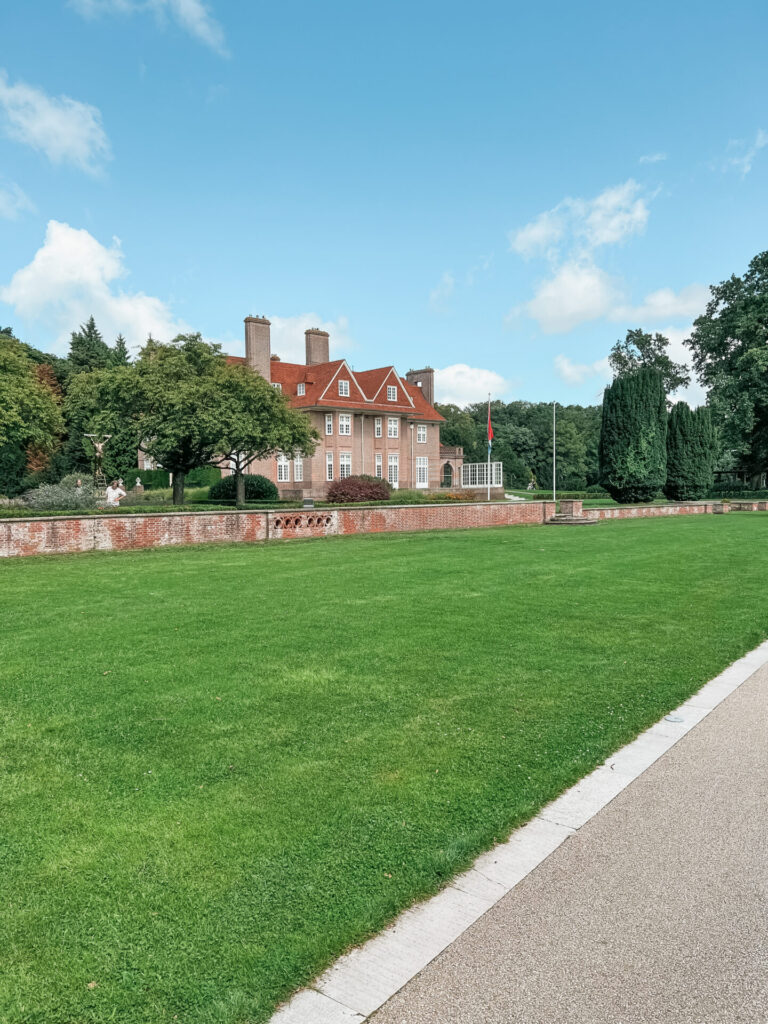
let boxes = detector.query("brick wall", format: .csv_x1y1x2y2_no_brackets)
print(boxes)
0,498,746,559
1,502,556,558
581,502,714,520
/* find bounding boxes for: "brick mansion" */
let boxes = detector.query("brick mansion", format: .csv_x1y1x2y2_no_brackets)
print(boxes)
221,316,465,499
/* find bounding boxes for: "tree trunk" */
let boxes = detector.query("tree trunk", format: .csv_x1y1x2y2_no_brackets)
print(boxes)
172,470,186,505
235,470,246,507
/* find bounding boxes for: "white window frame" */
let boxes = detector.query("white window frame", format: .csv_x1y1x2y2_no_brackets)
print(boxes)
277,454,290,483
387,417,399,438
387,453,399,488
374,417,382,438
416,456,428,487
375,453,383,478
338,413,352,436
338,379,350,397
297,382,305,396
294,457,303,482
272,382,282,391
339,452,352,479
326,452,334,481
325,413,333,435
387,385,397,401
417,424,427,444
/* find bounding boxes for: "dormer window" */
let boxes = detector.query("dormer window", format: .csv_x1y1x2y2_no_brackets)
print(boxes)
387,385,397,401
297,382,305,396
338,379,350,397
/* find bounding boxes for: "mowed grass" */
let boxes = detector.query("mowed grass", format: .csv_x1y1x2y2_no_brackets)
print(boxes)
2,516,767,1024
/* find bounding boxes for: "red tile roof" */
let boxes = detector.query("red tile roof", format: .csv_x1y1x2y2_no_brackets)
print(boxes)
226,356,444,421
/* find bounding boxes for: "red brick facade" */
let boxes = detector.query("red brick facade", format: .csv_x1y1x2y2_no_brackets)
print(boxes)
222,319,448,498
0,499,744,559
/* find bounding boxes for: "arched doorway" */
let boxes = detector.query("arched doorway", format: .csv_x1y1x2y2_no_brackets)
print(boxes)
442,462,453,488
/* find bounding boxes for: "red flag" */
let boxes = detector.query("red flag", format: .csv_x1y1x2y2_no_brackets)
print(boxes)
487,399,493,452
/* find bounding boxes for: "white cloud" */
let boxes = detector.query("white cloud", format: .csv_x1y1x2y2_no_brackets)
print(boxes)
639,152,667,164
0,70,111,174
70,0,228,56
434,363,510,406
509,209,564,259
429,271,456,309
0,220,185,353
509,179,650,259
613,283,710,323
520,260,622,334
0,181,35,219
724,129,767,177
578,180,649,247
659,325,707,407
554,354,611,386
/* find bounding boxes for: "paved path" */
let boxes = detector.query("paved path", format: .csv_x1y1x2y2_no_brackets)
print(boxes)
372,664,768,1024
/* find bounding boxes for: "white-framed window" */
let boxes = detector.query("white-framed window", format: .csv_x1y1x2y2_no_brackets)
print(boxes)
294,457,303,481
297,382,305,396
277,454,290,482
387,385,397,401
387,417,399,438
338,379,350,397
416,456,428,487
272,382,282,391
340,452,352,479
326,452,334,481
375,453,383,478
417,424,427,443
325,413,333,435
387,453,399,487
375,417,382,438
338,413,351,436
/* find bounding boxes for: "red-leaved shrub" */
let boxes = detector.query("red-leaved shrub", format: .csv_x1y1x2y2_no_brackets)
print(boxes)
326,474,392,503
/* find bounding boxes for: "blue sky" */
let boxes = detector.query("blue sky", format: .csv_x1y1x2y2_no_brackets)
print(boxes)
1,0,766,406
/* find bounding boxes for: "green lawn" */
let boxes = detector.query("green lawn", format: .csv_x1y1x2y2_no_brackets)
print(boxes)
2,516,767,1023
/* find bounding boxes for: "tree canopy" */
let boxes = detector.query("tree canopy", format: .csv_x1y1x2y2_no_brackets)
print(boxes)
686,251,768,480
609,328,690,396
0,334,64,494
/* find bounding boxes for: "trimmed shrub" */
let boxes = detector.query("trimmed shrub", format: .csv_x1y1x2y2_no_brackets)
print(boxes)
327,474,392,503
186,466,222,487
120,468,170,490
664,403,716,501
23,474,100,510
209,473,279,502
599,369,667,503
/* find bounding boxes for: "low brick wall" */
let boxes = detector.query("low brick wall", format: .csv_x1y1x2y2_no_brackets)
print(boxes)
1,497,756,559
1,502,557,558
581,501,714,521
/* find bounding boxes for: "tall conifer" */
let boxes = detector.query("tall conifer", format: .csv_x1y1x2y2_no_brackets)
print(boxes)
599,367,667,502
665,402,716,500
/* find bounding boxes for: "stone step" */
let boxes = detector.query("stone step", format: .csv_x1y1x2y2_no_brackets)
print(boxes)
546,515,599,526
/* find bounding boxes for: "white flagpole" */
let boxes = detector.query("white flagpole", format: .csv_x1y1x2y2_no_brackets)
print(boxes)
552,400,557,504
487,393,491,501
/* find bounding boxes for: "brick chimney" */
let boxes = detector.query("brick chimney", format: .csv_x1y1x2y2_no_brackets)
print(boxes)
305,327,330,366
244,316,271,380
406,367,435,406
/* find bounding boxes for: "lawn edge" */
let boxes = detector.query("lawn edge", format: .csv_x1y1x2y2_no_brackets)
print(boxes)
270,639,768,1023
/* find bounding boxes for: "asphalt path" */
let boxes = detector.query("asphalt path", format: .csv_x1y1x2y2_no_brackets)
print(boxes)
373,664,768,1024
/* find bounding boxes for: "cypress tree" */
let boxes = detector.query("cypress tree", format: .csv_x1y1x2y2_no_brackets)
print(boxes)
599,367,667,503
665,402,715,500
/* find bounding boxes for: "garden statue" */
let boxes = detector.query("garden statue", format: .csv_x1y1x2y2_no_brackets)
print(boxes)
84,434,112,488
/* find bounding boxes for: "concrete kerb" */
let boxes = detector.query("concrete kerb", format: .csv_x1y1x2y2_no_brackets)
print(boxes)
270,639,768,1024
